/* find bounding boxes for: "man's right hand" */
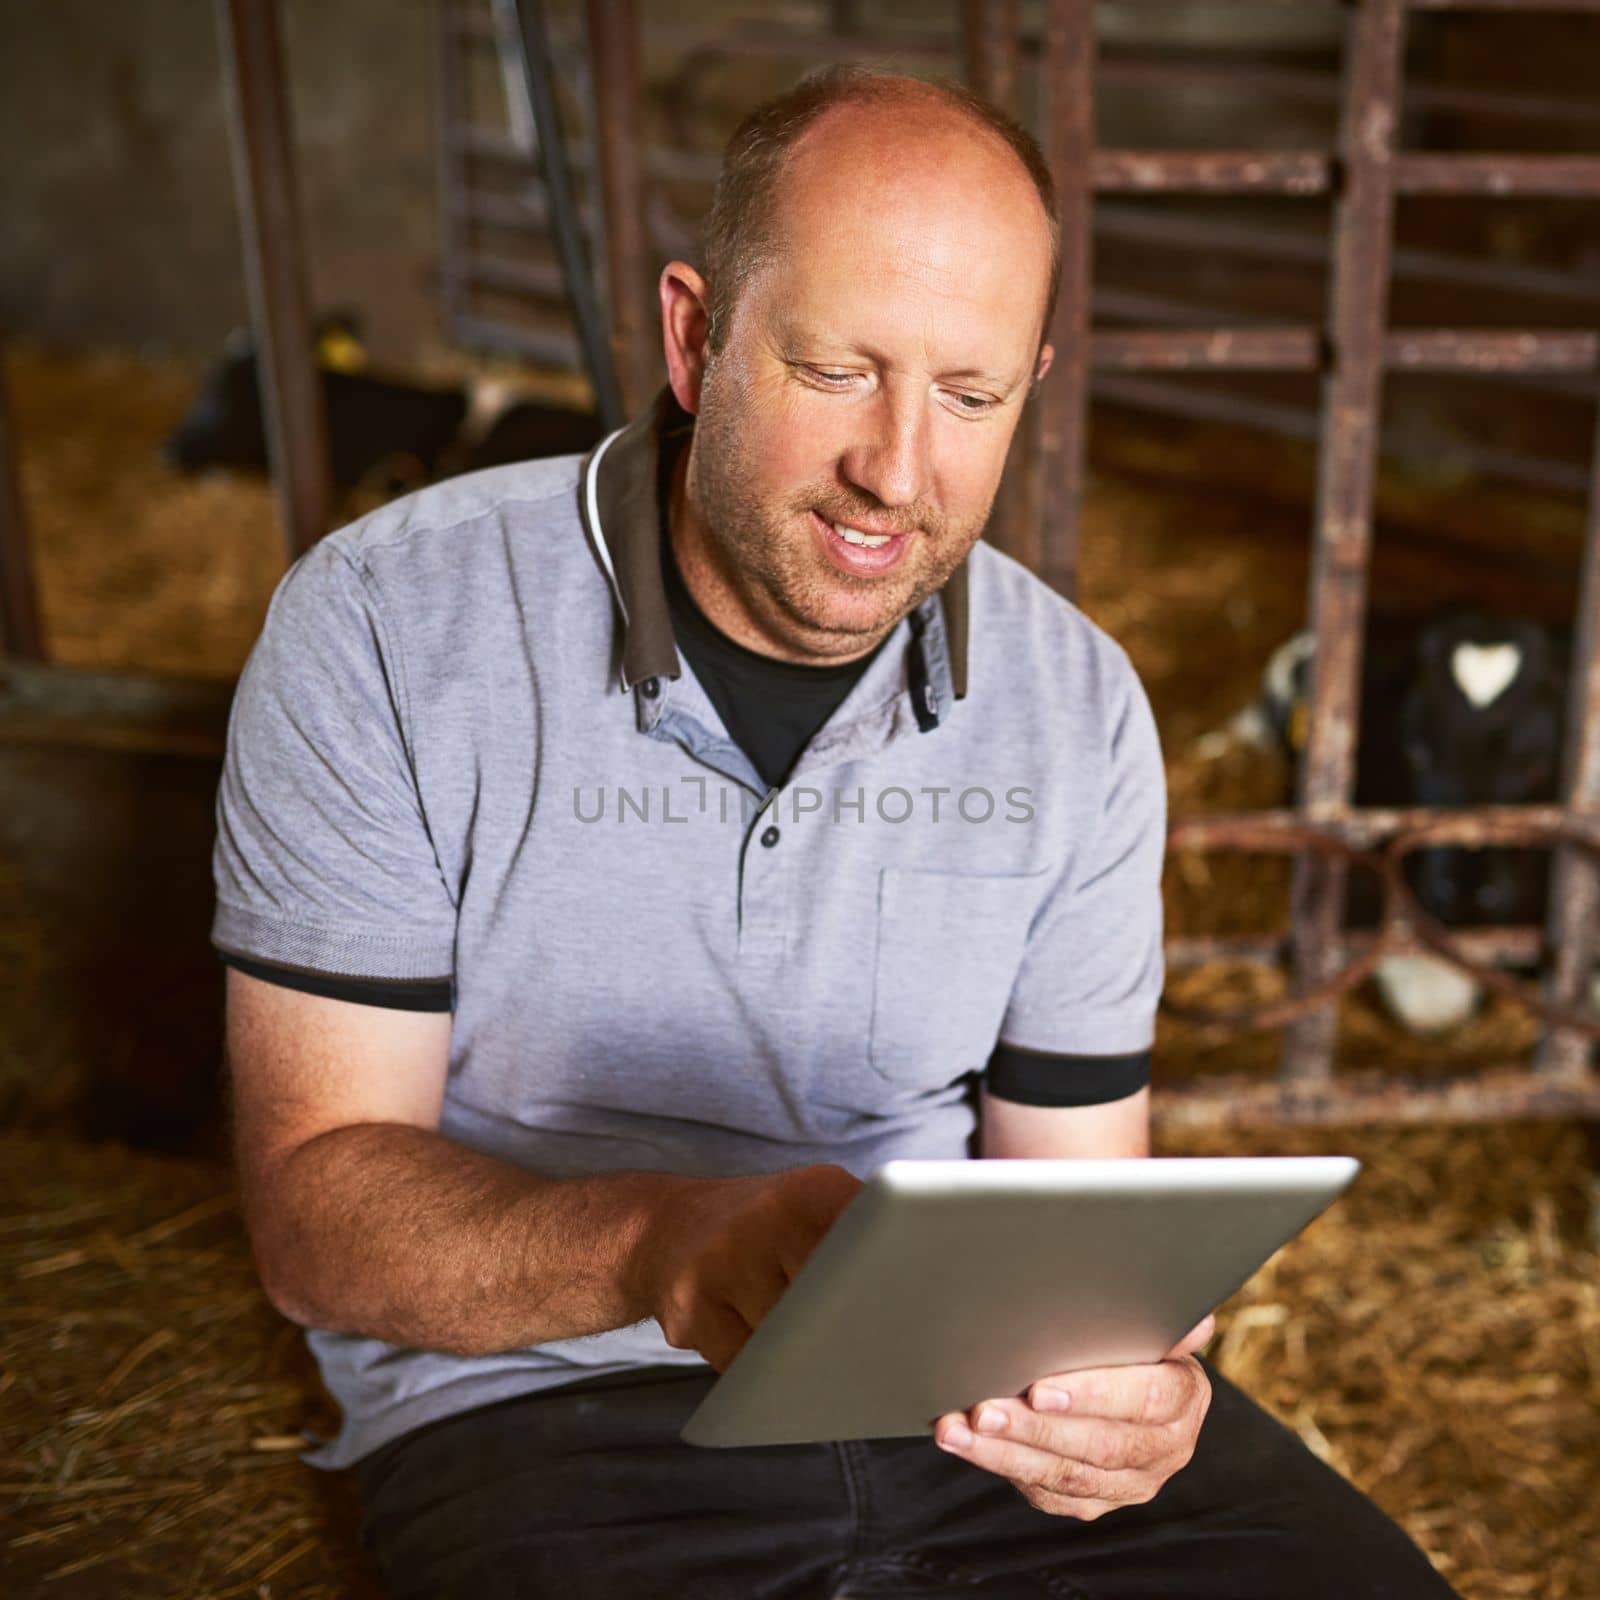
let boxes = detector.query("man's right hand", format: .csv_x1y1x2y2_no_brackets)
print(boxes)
626,1163,862,1373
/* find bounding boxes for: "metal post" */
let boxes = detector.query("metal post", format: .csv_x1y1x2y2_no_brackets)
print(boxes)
963,0,1032,567
436,0,470,342
586,0,653,419
962,0,1022,117
1282,0,1408,1085
1032,0,1095,599
215,0,332,561
0,341,43,662
1535,385,1600,1080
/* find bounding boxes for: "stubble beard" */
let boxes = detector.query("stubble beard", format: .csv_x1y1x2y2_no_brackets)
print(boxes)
684,366,990,660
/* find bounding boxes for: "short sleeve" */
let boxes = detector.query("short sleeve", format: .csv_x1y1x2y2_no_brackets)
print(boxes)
988,652,1166,1098
211,539,457,995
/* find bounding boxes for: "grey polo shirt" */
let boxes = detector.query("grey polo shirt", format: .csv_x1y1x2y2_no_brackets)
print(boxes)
211,385,1167,1469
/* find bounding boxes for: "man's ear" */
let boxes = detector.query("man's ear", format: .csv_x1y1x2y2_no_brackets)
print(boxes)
1031,342,1055,394
660,262,712,415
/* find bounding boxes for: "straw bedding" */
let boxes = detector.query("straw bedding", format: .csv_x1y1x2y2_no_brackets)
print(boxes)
2,346,1596,1597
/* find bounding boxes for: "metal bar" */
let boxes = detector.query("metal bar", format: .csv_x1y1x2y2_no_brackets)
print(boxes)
452,187,600,238
453,127,722,187
450,312,582,368
0,342,43,662
1385,330,1600,372
1090,326,1600,375
450,2,588,51
1095,200,1600,312
504,0,624,429
1091,371,1594,497
1394,155,1600,197
436,0,470,342
215,0,332,560
963,0,1030,567
1408,0,1600,11
1033,0,1095,600
1170,803,1583,849
1535,384,1600,1080
1167,926,1547,969
1092,150,1332,195
1098,51,1600,132
1283,0,1408,1086
1093,153,1600,200
962,0,1022,116
465,253,568,299
586,0,654,418
1090,327,1319,371
1152,1067,1600,1134
0,660,235,758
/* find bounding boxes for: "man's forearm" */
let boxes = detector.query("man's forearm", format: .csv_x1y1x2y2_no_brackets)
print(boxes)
249,1122,676,1357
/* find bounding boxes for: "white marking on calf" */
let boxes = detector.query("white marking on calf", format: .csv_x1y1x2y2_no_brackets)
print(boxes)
1265,631,1316,709
1450,642,1522,709
1373,953,1481,1035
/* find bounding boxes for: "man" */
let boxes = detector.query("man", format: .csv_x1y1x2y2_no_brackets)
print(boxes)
214,67,1456,1599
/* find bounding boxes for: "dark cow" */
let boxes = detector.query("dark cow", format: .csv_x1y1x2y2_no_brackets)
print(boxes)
164,318,604,496
1399,613,1567,926
1199,610,1571,1031
164,318,471,494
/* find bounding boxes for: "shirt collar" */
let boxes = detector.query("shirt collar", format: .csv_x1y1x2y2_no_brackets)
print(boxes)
577,384,970,701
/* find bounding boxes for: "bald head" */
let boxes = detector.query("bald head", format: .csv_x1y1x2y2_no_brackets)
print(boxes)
700,68,1060,357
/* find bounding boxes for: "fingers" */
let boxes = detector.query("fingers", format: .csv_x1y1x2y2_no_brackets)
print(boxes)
932,1411,1158,1518
932,1361,1212,1520
1026,1353,1209,1426
693,1301,753,1374
1165,1314,1216,1361
958,1400,1178,1473
724,1258,792,1334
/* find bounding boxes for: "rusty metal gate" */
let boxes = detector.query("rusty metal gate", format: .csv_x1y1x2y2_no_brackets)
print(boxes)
432,0,1600,1132
3,0,1598,1136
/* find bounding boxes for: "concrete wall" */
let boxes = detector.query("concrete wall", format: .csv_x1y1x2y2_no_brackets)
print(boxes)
2,0,440,367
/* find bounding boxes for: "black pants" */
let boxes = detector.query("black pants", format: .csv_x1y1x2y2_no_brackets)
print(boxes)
352,1360,1458,1599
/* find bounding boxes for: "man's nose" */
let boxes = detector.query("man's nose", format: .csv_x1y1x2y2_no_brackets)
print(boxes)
838,383,933,511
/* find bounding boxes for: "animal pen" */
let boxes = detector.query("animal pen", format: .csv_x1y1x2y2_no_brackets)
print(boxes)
2,3,1599,1595
5,0,1597,1132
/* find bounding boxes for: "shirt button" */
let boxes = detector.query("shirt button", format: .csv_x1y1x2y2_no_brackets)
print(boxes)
640,677,661,700
760,825,781,848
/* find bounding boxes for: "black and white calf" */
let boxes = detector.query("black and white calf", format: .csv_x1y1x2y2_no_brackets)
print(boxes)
1197,611,1573,1032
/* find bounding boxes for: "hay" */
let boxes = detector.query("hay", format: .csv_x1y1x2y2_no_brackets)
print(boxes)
0,1134,379,1598
2,1125,1594,1598
1166,1119,1600,1600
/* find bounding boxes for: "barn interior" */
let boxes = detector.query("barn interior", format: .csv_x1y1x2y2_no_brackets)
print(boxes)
2,3,1599,1597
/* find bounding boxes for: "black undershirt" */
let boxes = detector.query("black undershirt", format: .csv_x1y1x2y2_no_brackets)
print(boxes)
658,538,885,792
657,461,884,791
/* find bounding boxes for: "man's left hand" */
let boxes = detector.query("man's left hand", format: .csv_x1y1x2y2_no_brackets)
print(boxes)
932,1315,1215,1520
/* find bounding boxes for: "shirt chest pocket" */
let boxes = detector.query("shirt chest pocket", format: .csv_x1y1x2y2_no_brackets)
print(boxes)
868,866,1050,1086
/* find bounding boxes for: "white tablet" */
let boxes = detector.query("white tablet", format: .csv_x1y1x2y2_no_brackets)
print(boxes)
681,1155,1358,1448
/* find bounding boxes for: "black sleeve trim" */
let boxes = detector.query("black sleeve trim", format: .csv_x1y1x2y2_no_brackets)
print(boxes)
982,1041,1151,1107
217,950,453,1013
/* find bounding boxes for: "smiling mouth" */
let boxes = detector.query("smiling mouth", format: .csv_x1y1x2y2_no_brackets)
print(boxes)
832,522,897,548
810,509,916,575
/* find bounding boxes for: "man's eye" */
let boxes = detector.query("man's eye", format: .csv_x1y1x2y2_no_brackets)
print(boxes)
948,392,997,414
805,368,856,386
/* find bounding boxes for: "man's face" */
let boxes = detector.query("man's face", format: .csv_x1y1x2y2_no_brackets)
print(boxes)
679,109,1053,662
